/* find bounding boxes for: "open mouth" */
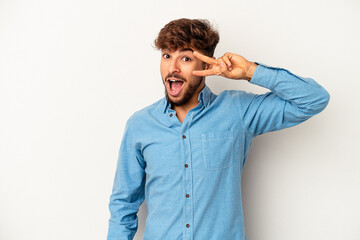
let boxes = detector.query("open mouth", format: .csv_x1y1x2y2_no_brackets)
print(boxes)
167,78,185,96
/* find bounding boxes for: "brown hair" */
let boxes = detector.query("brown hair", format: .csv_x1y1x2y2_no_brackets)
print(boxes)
154,18,219,57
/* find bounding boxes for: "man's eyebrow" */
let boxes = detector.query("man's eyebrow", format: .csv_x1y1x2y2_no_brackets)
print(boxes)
179,48,194,53
161,48,194,54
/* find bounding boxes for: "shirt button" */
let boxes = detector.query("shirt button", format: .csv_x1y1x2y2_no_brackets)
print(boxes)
182,135,186,139
186,224,190,228
186,194,189,198
169,113,173,117
184,164,188,168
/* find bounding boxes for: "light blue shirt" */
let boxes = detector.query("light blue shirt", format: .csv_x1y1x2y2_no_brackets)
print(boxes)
107,62,330,240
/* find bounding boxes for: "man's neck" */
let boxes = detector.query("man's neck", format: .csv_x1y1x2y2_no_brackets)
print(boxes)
172,100,199,115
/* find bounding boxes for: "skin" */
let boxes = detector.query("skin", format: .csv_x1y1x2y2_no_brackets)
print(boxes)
160,47,258,123
192,51,258,81
160,47,208,122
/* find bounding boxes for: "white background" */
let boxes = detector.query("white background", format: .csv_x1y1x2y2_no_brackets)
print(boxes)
0,0,359,239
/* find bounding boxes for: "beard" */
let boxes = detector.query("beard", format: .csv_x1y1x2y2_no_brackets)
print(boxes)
163,74,204,108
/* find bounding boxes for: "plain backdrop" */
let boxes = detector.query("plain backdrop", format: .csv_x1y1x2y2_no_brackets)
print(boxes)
0,0,359,239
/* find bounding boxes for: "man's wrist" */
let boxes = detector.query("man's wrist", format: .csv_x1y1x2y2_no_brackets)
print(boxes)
245,62,258,81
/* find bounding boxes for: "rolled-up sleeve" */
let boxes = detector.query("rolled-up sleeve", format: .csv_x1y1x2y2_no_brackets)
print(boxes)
239,62,330,137
107,118,146,240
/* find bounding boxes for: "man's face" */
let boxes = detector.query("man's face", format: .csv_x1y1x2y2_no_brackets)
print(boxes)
160,47,206,107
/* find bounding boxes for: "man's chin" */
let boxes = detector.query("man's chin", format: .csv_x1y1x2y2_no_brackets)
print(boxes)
166,91,188,107
166,94,182,105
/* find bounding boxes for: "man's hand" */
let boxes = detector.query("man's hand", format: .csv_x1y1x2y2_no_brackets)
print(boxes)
192,51,258,81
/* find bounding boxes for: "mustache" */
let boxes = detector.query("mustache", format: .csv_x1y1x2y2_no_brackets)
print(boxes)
165,73,186,81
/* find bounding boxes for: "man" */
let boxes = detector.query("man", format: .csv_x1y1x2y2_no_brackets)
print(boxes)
107,18,330,240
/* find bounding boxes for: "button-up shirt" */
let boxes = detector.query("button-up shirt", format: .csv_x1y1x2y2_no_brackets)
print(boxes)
107,62,330,240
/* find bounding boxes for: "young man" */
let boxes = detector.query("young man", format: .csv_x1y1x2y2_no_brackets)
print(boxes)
107,18,330,240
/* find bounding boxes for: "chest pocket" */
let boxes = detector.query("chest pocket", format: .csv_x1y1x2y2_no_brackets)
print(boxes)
201,130,234,170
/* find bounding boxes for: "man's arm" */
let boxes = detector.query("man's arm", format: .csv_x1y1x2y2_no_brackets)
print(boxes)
192,51,330,136
239,62,329,136
107,118,146,240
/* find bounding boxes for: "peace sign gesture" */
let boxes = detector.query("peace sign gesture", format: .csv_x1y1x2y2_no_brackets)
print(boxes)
192,51,258,81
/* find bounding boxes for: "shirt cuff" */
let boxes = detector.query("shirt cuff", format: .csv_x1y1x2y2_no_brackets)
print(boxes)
249,62,285,90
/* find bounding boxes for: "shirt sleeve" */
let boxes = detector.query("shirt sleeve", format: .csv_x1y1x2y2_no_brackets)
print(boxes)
238,62,330,137
107,118,146,240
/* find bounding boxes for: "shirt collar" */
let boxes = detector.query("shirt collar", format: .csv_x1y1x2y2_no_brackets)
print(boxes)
161,84,213,113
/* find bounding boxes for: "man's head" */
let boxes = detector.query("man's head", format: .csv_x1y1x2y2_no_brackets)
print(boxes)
154,18,219,108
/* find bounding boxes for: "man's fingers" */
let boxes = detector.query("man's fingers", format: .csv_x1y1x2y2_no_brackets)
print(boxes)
193,51,217,65
218,58,228,73
222,55,232,71
193,51,232,76
192,68,217,77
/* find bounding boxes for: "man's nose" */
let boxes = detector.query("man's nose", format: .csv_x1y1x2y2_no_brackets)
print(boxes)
168,59,180,73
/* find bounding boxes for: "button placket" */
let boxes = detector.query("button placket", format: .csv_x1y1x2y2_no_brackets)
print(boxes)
181,112,194,240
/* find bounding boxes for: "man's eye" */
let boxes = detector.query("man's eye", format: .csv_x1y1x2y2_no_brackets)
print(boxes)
182,57,191,62
163,54,170,59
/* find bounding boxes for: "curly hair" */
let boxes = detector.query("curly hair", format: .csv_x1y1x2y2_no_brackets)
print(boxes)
154,18,220,57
